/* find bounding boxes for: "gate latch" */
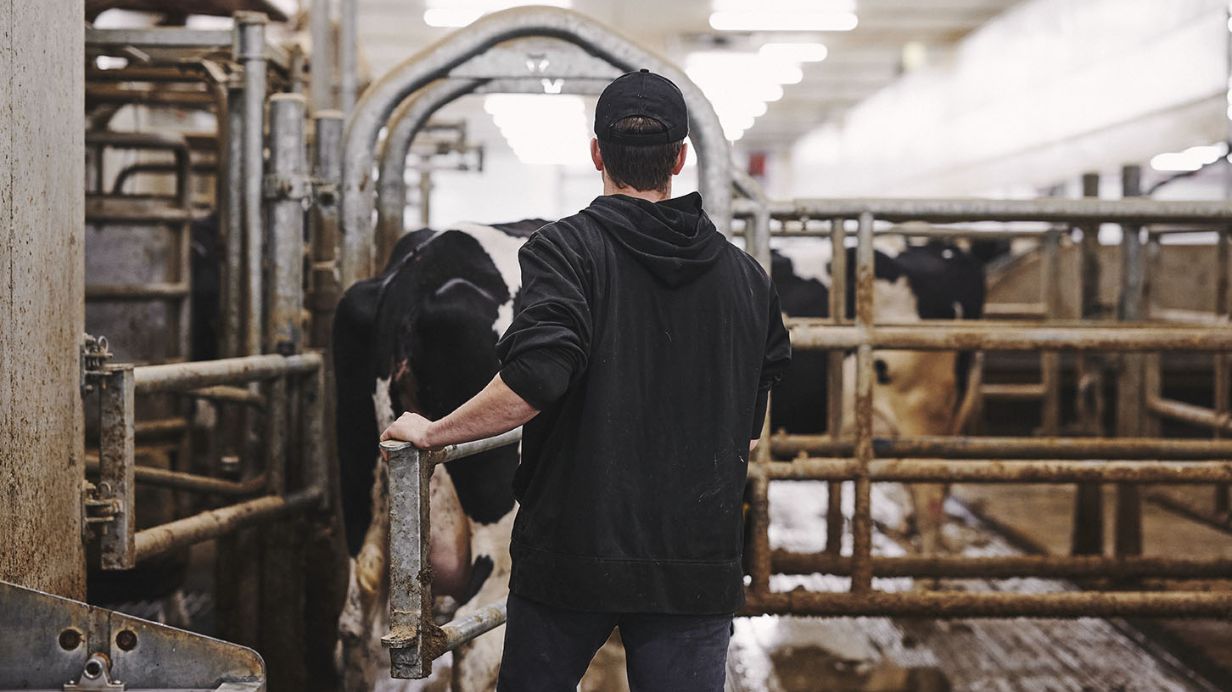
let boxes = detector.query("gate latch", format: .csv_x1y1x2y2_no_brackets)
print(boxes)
63,652,125,690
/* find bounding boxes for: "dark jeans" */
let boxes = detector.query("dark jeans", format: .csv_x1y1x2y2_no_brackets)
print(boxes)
497,592,733,692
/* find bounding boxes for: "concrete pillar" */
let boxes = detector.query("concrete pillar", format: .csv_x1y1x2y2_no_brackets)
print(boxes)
0,1,86,597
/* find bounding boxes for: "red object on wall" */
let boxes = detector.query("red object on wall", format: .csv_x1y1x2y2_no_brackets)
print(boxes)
747,151,767,178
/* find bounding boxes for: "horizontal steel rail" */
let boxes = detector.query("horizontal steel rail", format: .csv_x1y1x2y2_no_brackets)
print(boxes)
787,323,1232,352
134,353,322,393
751,458,1232,483
134,489,322,562
741,590,1232,618
382,430,523,679
771,552,1232,580
753,197,1232,224
86,458,265,497
1147,395,1232,433
769,434,1232,460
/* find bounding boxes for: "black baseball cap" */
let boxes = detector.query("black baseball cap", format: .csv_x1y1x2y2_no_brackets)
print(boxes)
594,69,689,145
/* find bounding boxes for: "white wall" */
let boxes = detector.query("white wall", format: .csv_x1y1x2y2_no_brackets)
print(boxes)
789,0,1228,197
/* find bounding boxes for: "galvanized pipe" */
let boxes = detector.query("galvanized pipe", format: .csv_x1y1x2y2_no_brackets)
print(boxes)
825,216,846,555
376,78,484,267
786,323,1232,352
266,94,308,354
341,6,731,287
222,82,245,358
1215,227,1230,515
1147,395,1232,433
770,551,1232,580
439,601,508,653
732,168,771,272
754,197,1232,225
770,434,1232,460
311,111,344,349
133,489,322,563
86,459,265,496
380,441,436,680
741,589,1232,619
750,457,1232,483
339,0,357,113
134,353,322,394
234,12,267,356
310,0,334,113
850,211,875,594
747,475,770,595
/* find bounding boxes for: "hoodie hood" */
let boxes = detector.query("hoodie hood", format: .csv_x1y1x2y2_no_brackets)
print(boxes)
581,192,728,287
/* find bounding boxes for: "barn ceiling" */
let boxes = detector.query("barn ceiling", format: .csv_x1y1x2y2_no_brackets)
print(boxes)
355,0,1027,152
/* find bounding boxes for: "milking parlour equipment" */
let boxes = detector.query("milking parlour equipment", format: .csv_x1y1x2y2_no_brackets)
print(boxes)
2,3,362,689
348,7,1232,681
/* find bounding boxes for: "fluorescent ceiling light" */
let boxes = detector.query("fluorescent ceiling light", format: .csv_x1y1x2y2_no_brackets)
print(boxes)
710,10,857,32
1150,143,1227,172
759,42,828,63
425,0,571,28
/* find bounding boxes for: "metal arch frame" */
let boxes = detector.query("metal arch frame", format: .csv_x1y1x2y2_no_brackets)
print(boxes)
339,5,732,289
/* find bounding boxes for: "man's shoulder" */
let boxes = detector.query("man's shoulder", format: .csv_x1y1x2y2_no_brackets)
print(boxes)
525,211,605,249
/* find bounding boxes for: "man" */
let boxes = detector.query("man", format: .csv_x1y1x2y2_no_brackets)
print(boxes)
381,69,791,691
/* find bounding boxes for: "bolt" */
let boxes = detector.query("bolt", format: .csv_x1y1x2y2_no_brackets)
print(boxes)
58,628,82,650
83,658,103,679
115,629,137,651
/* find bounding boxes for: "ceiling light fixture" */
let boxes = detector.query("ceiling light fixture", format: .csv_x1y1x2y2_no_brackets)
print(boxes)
1149,143,1227,172
759,42,828,63
484,94,592,167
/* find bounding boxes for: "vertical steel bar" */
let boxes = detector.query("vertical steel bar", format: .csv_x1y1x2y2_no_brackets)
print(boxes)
1115,164,1145,557
1072,172,1104,555
382,442,435,679
311,112,344,349
1040,228,1061,435
339,0,357,114
851,211,875,593
825,217,847,555
418,169,432,228
222,84,245,359
266,94,307,354
235,13,267,357
99,366,136,570
310,0,334,114
1216,228,1230,514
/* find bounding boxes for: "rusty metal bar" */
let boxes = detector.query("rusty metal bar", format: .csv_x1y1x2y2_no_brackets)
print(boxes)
440,601,508,653
751,458,1232,483
1148,395,1232,433
266,94,308,354
86,459,265,496
1216,227,1230,516
981,383,1046,400
310,112,344,349
825,216,846,555
1040,228,1062,434
133,489,322,563
235,12,267,357
770,434,1232,459
133,353,322,394
1115,164,1146,558
85,282,190,300
770,551,1232,579
984,303,1047,320
851,211,875,594
787,322,1232,352
134,417,190,439
747,475,770,595
741,589,1232,618
99,366,136,570
758,197,1232,224
1073,171,1106,556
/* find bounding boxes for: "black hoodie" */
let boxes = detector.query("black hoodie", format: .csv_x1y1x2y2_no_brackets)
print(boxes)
496,192,791,614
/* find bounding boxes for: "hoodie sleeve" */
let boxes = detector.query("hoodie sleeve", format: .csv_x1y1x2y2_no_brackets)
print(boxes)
751,287,792,438
497,234,592,410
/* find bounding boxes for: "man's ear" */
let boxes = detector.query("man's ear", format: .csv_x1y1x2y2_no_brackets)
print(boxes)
672,142,688,175
590,137,604,172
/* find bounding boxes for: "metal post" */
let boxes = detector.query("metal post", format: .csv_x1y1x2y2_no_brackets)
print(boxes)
825,217,846,555
310,0,334,114
381,442,438,679
234,12,267,357
99,366,135,570
1040,229,1061,434
266,94,308,354
1214,228,1230,516
222,83,245,358
311,111,344,349
851,211,875,593
1115,164,1145,557
747,475,771,595
339,0,357,114
418,169,432,227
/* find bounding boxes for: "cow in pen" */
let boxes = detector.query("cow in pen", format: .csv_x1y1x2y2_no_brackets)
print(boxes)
334,220,986,689
772,237,987,556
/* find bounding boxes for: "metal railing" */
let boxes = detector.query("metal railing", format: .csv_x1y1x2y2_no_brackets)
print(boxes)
734,196,1232,618
379,430,523,679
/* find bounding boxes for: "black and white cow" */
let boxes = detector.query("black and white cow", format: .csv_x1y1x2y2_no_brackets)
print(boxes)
333,222,987,689
333,220,543,691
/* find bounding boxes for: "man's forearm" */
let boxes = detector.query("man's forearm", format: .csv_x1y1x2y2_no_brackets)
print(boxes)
424,373,539,448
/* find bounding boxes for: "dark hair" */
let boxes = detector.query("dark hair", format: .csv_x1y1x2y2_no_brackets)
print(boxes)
597,116,684,193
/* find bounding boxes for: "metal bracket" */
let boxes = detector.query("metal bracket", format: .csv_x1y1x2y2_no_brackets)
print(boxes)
262,173,314,206
80,334,112,396
0,580,265,691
